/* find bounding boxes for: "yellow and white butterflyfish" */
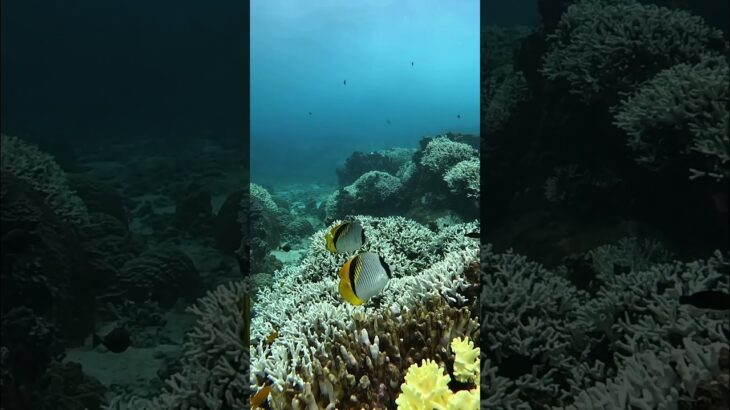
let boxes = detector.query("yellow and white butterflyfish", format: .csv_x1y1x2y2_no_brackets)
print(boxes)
325,220,365,253
338,252,391,305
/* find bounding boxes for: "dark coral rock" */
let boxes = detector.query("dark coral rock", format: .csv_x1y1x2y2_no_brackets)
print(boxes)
33,361,106,410
118,247,201,308
1,172,94,342
336,151,401,187
1,307,64,410
213,190,244,254
174,183,213,234
67,174,128,228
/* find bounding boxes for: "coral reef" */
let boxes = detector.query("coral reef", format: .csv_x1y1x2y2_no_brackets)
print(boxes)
266,296,478,409
105,280,248,410
118,246,202,308
541,0,727,103
325,171,403,221
0,134,90,225
480,241,729,408
614,55,729,181
336,148,415,187
483,66,529,135
249,215,479,408
419,136,478,176
443,158,480,199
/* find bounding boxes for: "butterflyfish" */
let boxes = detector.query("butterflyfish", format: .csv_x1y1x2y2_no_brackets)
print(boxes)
338,252,391,305
325,220,365,253
251,382,272,409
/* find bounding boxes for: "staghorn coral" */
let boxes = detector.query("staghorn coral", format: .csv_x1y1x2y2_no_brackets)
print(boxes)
481,244,592,406
0,134,89,225
443,158,480,199
265,296,479,409
613,55,730,181
250,216,479,405
345,171,402,203
480,240,729,408
483,65,530,135
541,0,726,103
249,183,278,216
563,338,728,410
325,171,403,221
482,25,532,77
419,136,478,176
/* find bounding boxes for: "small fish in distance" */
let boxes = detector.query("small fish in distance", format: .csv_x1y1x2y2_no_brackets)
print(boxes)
411,61,414,66
465,231,479,239
343,79,346,85
457,114,461,119
93,326,131,353
386,119,391,125
679,290,729,310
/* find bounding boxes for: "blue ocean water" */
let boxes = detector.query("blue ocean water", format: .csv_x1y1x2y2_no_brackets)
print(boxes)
250,0,480,185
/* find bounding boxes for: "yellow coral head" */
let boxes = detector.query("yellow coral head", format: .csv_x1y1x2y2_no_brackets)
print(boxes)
451,336,480,383
447,387,479,410
396,359,453,410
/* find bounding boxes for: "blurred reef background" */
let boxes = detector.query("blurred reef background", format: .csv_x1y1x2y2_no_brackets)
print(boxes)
481,0,729,408
1,0,249,409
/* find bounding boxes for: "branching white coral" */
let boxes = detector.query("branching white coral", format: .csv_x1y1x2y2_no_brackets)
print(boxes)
250,216,479,394
444,158,480,199
420,136,478,176
541,0,725,101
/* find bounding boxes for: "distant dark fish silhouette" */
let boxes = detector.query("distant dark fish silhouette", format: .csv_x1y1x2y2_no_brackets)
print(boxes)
411,61,414,66
386,119,391,125
308,112,312,115
465,231,479,239
457,114,461,119
613,264,631,275
93,326,131,353
679,290,729,310
343,80,347,85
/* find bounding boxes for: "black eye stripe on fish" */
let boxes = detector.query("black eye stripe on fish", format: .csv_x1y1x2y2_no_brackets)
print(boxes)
333,223,348,244
338,252,390,305
349,254,360,297
326,221,365,254
379,255,391,278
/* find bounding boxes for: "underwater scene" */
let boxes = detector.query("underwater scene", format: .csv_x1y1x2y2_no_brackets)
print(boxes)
249,0,481,409
1,0,250,409
482,0,729,409
0,0,728,409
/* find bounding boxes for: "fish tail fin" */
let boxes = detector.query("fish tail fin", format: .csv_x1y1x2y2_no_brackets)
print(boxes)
92,333,102,348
